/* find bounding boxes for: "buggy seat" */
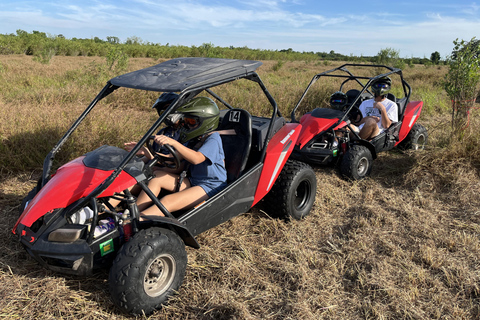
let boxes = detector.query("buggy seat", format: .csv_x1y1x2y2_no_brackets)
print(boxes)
217,109,252,182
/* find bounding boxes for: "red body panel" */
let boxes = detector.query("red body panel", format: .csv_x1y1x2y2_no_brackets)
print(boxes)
396,101,423,146
297,113,346,148
253,122,301,205
14,156,137,230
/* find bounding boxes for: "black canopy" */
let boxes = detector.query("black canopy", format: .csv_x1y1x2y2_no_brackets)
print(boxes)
109,57,263,92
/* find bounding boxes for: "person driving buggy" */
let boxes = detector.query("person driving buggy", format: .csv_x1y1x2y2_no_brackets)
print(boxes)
352,76,398,140
135,96,228,219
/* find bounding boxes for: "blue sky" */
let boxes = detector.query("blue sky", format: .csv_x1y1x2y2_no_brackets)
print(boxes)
0,0,479,58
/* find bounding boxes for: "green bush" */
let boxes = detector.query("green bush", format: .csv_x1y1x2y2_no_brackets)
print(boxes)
443,37,480,131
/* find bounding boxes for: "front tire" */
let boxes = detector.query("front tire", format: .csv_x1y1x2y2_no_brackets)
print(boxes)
108,227,187,315
262,160,317,220
340,145,373,180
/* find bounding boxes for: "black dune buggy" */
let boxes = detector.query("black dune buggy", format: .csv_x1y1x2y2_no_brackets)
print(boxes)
290,63,428,180
13,57,317,315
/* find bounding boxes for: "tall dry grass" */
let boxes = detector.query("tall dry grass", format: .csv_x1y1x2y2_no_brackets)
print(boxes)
1,55,479,319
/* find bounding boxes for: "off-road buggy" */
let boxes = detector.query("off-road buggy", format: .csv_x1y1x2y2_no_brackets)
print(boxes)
290,63,427,180
13,58,317,315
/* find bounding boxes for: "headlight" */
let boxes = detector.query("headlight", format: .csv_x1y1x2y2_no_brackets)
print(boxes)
48,225,87,242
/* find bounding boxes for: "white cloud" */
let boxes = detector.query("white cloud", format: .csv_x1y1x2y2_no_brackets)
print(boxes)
1,0,479,57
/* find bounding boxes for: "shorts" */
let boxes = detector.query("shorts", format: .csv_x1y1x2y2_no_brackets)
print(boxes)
189,178,228,198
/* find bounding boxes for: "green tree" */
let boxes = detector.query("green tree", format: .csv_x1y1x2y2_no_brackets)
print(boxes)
106,46,128,72
375,47,405,69
107,36,120,44
430,51,441,64
125,36,143,45
444,37,480,132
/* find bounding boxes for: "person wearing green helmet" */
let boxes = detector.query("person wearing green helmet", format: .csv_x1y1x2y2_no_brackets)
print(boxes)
353,76,398,139
136,96,228,218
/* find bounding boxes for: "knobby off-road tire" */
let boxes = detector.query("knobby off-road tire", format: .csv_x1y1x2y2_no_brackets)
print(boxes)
399,123,428,151
263,160,317,220
340,145,373,181
108,227,187,315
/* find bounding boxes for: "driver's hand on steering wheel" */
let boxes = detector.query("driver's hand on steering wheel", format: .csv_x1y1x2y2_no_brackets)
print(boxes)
124,141,148,156
154,135,177,147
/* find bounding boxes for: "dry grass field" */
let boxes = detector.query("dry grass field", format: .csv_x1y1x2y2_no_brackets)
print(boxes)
1,55,480,319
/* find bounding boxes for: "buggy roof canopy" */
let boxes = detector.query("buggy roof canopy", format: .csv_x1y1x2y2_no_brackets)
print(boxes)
109,57,263,92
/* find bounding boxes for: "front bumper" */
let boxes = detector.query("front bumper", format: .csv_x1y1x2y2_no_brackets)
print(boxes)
17,223,120,276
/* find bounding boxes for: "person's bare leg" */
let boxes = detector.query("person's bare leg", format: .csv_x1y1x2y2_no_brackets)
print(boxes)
108,184,138,209
141,186,208,217
359,118,380,140
136,171,181,211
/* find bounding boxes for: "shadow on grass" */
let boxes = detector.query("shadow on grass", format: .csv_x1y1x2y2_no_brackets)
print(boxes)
369,149,420,187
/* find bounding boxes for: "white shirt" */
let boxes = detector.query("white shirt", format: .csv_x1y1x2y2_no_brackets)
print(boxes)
358,98,398,131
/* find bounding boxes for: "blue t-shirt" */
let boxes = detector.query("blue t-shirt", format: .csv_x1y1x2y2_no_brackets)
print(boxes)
188,132,227,197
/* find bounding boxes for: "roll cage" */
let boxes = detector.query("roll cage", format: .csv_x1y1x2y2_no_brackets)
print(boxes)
39,57,283,226
290,63,412,124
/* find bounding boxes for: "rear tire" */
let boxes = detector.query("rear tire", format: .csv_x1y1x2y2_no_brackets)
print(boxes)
340,145,373,181
399,123,428,151
262,160,317,220
108,227,187,316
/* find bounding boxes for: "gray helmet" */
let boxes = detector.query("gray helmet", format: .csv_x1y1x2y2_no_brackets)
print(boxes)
329,91,348,110
152,92,179,116
371,76,392,97
175,97,219,143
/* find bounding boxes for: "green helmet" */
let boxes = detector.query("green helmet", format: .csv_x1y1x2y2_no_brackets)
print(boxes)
175,97,219,143
371,76,392,97
329,91,348,110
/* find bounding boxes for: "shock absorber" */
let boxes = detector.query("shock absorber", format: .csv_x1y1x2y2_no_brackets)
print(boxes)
124,189,139,234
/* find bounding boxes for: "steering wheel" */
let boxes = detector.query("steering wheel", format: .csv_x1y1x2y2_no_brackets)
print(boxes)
146,136,181,170
347,105,363,124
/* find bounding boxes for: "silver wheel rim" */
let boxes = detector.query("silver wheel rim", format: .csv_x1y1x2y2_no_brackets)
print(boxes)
143,253,176,297
413,134,426,150
357,157,369,176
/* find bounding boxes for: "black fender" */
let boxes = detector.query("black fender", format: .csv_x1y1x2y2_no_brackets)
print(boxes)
351,140,377,160
138,216,200,249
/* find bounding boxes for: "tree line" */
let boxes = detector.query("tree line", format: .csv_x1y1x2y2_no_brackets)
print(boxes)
0,29,437,65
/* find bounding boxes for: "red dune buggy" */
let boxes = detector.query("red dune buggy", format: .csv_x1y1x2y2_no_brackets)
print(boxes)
290,64,427,180
13,58,317,315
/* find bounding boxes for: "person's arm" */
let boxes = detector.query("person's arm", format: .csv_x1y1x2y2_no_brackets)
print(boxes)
124,141,154,162
153,135,206,165
374,101,392,128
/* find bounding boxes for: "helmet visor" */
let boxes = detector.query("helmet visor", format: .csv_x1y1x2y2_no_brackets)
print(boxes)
372,83,389,90
165,113,183,126
183,116,200,129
